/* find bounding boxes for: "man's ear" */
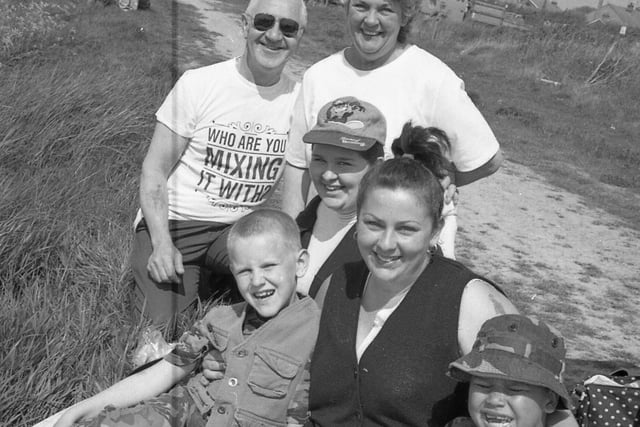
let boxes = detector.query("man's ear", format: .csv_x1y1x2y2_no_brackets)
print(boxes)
295,249,310,278
241,13,250,39
543,390,559,414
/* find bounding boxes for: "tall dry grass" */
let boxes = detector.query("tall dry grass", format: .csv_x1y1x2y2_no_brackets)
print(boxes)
414,16,640,223
0,1,80,60
0,1,224,425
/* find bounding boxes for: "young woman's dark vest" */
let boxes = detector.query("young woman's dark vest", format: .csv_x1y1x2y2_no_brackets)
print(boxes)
308,255,493,427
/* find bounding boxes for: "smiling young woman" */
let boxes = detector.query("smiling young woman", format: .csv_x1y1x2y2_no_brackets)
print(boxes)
307,157,519,426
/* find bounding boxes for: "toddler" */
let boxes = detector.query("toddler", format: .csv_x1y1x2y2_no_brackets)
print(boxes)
446,314,572,427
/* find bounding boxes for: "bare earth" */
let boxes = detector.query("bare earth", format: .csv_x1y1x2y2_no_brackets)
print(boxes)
182,0,640,367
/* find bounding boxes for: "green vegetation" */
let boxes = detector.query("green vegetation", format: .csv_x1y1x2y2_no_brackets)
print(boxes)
1,1,638,425
0,1,224,425
418,18,640,225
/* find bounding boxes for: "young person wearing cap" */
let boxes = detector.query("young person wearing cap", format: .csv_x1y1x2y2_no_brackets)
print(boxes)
447,314,572,427
294,96,384,302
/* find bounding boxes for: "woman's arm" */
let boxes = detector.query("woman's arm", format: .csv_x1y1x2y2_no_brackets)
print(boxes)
53,360,194,427
457,278,519,355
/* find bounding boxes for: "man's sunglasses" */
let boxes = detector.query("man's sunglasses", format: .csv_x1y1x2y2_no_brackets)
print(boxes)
249,13,300,38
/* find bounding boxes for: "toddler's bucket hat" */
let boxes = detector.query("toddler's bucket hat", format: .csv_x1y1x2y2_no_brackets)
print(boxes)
448,314,571,409
303,96,385,151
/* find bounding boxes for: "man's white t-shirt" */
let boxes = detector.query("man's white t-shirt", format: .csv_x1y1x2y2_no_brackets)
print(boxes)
140,58,300,225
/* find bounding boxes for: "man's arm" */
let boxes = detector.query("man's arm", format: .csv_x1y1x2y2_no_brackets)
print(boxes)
281,163,310,219
281,90,311,219
53,360,193,427
139,121,190,284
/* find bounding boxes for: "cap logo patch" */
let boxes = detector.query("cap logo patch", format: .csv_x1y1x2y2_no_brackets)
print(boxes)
340,137,366,147
326,99,366,126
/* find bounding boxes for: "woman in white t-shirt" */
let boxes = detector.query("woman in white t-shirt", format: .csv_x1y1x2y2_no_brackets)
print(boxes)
282,0,504,227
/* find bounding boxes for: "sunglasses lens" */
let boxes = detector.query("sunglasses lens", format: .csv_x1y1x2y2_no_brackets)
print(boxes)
279,18,299,37
253,13,275,31
252,13,299,37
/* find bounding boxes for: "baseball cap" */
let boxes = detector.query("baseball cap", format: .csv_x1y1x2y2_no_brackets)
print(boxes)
302,96,386,151
447,314,571,409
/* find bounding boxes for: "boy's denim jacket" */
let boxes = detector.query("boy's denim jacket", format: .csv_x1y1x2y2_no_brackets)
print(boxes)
165,295,320,426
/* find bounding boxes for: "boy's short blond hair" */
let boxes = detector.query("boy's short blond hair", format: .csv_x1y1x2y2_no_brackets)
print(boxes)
228,208,302,254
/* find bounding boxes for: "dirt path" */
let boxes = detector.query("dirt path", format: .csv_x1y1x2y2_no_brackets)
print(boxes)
182,0,640,366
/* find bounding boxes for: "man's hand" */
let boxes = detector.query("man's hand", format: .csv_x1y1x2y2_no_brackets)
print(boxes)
139,122,190,284
200,352,226,386
146,240,184,284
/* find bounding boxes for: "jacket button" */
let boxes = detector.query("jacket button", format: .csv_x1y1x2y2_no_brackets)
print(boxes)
228,377,238,387
237,349,248,357
217,406,226,414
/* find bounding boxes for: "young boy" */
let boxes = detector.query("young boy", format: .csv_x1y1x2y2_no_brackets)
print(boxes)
53,209,318,427
446,314,572,427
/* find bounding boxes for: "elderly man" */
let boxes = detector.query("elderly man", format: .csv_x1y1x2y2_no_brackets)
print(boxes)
131,0,308,325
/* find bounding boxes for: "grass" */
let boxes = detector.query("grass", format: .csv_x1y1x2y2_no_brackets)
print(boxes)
1,1,639,425
0,1,224,425
414,18,640,227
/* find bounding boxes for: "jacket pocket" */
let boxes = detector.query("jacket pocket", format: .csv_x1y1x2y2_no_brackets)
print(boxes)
234,408,287,427
247,347,300,399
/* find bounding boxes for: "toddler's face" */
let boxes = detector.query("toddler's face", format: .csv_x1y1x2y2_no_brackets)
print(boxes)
229,233,307,319
468,376,557,427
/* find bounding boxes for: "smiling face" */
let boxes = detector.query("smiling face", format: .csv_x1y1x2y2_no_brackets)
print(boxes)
356,186,439,289
309,144,374,214
468,377,557,427
229,232,308,318
242,0,305,85
345,0,405,69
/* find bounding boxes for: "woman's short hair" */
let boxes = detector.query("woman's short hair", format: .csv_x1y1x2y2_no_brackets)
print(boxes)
356,157,444,228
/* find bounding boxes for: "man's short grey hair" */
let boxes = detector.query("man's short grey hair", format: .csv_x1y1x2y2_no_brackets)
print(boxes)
245,0,308,29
